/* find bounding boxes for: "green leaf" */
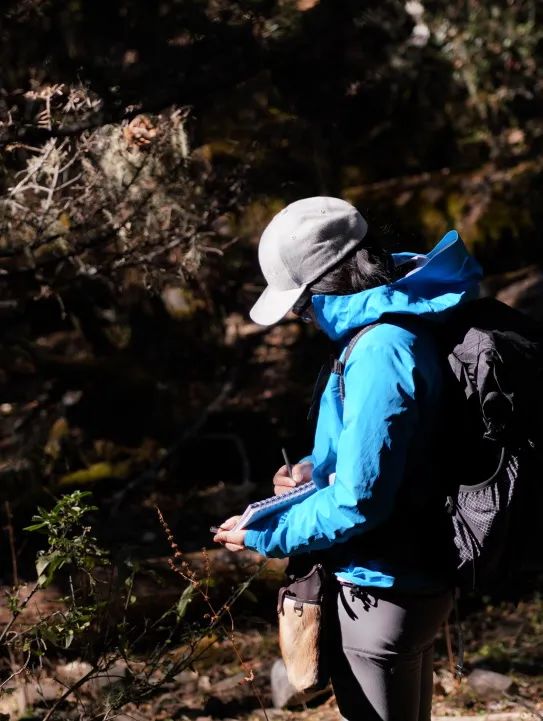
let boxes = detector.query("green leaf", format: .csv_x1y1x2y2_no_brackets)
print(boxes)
36,555,50,585
24,521,48,532
175,584,195,620
36,551,64,588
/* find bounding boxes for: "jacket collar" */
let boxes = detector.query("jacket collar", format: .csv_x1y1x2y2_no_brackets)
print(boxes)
312,230,483,341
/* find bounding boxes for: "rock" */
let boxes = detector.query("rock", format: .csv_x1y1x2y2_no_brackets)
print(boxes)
0,677,65,717
270,658,299,708
0,687,26,718
173,669,199,689
432,714,530,720
28,677,65,703
86,660,129,693
494,267,543,322
270,658,331,709
213,671,246,693
55,660,93,684
197,674,212,692
466,668,515,699
54,659,130,698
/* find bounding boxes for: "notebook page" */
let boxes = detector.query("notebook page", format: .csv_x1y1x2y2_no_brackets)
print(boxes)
232,480,317,531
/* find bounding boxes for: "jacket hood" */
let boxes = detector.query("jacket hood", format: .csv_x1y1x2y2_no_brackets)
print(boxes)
312,230,483,341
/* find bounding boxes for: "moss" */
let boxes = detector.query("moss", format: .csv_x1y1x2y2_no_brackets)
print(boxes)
238,197,286,242
418,203,448,239
446,192,468,226
57,460,133,487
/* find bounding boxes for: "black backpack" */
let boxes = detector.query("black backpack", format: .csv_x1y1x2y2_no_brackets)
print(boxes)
333,298,543,595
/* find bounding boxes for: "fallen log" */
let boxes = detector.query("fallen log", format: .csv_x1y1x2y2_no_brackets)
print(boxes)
0,549,286,629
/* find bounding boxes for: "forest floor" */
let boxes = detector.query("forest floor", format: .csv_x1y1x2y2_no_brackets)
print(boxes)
2,469,543,719
117,595,543,721
2,577,542,720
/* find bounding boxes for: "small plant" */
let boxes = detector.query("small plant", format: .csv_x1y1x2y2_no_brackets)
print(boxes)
1,492,265,720
25,490,108,588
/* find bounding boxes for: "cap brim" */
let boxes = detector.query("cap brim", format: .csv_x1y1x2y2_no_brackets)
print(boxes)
249,285,307,326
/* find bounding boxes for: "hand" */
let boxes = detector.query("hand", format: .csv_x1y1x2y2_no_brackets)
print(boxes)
213,515,247,552
273,461,313,495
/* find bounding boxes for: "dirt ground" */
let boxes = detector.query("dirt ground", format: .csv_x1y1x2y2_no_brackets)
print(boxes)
121,596,543,721
2,584,541,721
2,471,542,720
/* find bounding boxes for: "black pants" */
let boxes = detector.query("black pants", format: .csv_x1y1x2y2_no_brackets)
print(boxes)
328,583,453,721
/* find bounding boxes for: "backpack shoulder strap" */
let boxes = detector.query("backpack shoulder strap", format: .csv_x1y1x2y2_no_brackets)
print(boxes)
333,314,432,403
333,322,381,403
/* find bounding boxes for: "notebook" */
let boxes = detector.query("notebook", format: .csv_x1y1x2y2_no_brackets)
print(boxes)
232,480,317,531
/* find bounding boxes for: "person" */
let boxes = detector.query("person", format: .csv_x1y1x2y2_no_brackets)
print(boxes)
214,196,483,721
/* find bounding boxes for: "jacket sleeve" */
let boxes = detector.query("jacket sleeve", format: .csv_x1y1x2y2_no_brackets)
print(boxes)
244,340,422,558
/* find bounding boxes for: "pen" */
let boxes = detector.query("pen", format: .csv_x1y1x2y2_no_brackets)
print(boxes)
282,447,293,479
210,525,225,534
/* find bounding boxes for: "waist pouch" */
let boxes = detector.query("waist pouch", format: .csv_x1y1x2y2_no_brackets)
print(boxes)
277,555,330,693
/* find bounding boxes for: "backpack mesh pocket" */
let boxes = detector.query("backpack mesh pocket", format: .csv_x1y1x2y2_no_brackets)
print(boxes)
452,448,520,590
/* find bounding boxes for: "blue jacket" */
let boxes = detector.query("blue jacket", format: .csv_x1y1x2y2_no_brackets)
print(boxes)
244,231,483,590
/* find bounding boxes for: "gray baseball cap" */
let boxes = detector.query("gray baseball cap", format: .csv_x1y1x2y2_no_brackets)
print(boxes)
250,196,368,325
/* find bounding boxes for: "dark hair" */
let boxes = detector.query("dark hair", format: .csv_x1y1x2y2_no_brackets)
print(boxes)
309,230,394,296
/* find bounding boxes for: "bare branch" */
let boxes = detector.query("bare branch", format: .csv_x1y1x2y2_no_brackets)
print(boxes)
0,652,31,690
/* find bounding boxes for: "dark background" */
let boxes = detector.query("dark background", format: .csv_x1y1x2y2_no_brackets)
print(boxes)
1,0,543,564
